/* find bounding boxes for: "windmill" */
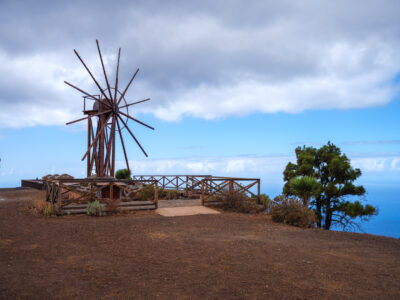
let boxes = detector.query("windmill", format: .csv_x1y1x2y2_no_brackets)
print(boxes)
65,40,154,178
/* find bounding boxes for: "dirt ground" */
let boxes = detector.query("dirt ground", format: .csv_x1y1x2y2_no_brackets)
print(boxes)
1,189,400,299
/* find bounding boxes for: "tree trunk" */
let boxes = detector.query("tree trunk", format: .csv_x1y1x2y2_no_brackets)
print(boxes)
316,196,322,228
324,199,332,230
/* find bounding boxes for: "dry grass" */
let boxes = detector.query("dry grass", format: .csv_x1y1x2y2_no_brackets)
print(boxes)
32,198,47,214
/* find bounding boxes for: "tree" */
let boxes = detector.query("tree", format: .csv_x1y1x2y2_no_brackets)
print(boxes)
115,168,131,180
283,142,377,230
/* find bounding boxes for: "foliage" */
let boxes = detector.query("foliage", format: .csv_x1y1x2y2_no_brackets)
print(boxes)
288,176,321,206
165,189,179,200
136,184,155,201
257,193,273,213
135,184,168,201
270,195,317,228
43,203,54,216
283,142,377,230
216,190,265,214
115,169,131,180
104,196,121,213
86,200,105,216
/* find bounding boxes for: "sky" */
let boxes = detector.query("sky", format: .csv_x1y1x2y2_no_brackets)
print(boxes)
0,0,399,195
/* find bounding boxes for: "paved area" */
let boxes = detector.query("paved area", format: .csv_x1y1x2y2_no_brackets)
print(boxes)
156,206,220,217
158,199,201,208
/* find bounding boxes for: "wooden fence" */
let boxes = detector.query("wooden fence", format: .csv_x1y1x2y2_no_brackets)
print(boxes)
201,177,261,206
41,175,261,214
131,175,212,194
45,178,158,215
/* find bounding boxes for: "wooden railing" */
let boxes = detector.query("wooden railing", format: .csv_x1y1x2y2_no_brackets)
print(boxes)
42,175,261,213
200,177,261,206
131,175,212,193
45,178,158,214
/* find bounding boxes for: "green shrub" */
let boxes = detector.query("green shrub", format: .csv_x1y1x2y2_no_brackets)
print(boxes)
217,190,265,214
136,184,155,201
86,200,105,216
43,203,54,216
115,169,131,180
158,188,167,199
271,195,316,228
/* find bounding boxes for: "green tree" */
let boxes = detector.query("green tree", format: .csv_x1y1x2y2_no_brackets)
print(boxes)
115,168,131,180
283,142,377,230
288,176,321,206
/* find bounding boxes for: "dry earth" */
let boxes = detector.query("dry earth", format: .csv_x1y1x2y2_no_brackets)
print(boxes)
0,189,400,299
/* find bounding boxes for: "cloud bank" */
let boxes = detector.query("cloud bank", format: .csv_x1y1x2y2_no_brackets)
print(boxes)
0,0,400,127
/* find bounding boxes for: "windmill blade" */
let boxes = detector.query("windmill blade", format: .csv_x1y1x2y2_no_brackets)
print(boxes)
96,39,113,100
114,48,121,105
82,114,112,161
118,115,148,157
66,109,111,125
116,68,139,106
119,111,154,130
119,98,150,109
73,49,112,105
64,81,112,109
116,117,130,173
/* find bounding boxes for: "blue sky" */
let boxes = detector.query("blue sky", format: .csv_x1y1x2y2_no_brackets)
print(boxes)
0,0,400,195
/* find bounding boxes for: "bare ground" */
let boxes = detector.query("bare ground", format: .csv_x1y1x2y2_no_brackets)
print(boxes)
0,189,400,299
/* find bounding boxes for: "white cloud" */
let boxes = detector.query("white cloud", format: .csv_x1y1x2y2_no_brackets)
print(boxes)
351,156,400,172
0,0,400,127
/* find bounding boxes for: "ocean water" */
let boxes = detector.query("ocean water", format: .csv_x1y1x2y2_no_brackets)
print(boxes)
351,186,400,238
263,185,400,239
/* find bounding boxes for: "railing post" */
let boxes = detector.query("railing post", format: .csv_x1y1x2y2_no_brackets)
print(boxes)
110,182,113,202
154,180,159,209
257,179,261,204
57,181,62,215
201,179,205,206
185,176,189,196
229,179,233,196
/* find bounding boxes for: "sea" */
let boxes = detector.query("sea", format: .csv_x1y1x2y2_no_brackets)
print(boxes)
264,185,400,239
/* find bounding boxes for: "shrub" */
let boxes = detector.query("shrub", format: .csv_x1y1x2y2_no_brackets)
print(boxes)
86,200,105,216
43,203,54,216
135,184,166,201
104,197,121,213
115,169,131,180
165,189,179,200
271,195,316,228
258,193,273,213
33,198,47,214
136,184,155,201
158,188,167,199
218,190,265,214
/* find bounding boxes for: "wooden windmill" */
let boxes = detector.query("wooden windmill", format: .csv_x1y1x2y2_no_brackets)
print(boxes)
64,40,154,178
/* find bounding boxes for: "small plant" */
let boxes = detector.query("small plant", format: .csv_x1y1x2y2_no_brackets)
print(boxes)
270,195,316,228
86,200,105,216
43,203,54,216
104,195,121,214
115,169,131,180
